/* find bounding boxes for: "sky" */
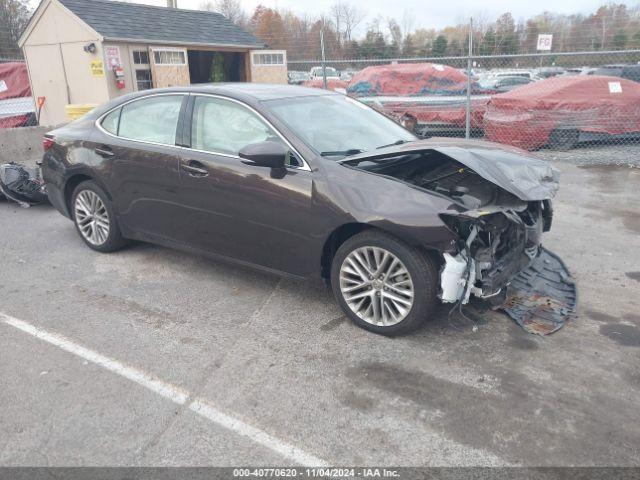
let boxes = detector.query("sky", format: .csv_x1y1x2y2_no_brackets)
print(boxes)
29,0,639,32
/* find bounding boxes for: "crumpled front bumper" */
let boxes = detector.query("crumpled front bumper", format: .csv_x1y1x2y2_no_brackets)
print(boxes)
497,247,577,335
440,240,577,335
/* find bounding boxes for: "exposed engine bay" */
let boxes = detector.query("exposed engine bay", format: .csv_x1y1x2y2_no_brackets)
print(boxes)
361,151,527,211
344,149,576,335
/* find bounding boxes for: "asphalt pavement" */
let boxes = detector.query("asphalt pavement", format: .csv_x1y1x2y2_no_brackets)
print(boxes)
1,156,639,467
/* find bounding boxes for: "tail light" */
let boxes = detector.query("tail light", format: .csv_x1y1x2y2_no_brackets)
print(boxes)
43,136,55,151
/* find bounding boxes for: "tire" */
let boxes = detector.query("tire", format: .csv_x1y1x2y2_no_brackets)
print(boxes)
548,129,579,150
71,180,126,253
330,230,438,336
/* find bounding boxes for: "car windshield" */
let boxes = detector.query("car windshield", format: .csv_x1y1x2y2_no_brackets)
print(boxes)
266,95,416,157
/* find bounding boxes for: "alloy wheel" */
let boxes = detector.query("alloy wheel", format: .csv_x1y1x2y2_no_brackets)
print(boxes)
339,246,414,326
74,190,110,246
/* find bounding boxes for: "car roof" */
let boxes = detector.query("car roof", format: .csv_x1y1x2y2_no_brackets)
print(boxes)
85,83,338,120
182,83,337,101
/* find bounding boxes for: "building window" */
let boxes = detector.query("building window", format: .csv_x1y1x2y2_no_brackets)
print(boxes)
133,51,149,65
153,50,186,65
252,52,285,66
136,69,153,90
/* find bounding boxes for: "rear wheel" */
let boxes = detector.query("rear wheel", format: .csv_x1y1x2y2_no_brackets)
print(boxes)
331,230,438,335
71,181,126,252
548,129,579,150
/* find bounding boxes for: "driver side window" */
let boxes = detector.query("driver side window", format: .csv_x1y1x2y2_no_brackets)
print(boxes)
191,96,301,166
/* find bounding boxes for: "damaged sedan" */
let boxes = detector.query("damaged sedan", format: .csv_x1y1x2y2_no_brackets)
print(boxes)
41,84,575,336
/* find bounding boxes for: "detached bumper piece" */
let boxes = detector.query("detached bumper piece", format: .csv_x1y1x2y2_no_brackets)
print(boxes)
498,247,577,335
0,163,48,208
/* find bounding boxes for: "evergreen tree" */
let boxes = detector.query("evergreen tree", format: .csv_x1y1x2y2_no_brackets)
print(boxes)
432,35,448,57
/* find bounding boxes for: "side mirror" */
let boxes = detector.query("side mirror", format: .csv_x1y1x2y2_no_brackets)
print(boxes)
239,141,287,169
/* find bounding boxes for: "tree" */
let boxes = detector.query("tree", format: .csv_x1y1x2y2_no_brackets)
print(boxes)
200,0,247,27
412,28,436,56
329,2,365,45
402,34,417,57
249,6,287,50
358,29,387,58
479,28,496,55
522,19,542,53
446,38,461,56
343,39,360,58
432,35,448,57
495,12,517,54
0,0,30,57
387,18,403,49
612,29,627,49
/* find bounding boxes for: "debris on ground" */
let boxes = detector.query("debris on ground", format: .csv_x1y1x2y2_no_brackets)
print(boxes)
498,247,577,335
0,162,48,208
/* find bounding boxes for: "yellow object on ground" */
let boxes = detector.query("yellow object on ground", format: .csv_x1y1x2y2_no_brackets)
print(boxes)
65,104,98,121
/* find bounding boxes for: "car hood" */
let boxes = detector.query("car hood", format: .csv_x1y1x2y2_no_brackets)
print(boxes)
340,138,560,201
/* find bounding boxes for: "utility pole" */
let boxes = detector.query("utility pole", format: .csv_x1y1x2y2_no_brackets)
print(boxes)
320,27,328,89
465,17,473,140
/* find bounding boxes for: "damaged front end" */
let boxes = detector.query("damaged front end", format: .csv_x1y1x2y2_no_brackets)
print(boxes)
341,141,577,335
439,200,551,305
439,206,576,335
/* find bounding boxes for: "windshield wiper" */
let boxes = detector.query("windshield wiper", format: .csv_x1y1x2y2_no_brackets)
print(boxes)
320,148,364,157
376,139,409,149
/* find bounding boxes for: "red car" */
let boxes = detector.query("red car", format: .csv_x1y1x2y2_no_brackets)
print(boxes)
302,77,349,92
0,62,35,129
483,75,640,150
346,63,488,136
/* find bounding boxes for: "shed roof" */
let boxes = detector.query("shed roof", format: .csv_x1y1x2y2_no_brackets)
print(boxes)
57,0,264,48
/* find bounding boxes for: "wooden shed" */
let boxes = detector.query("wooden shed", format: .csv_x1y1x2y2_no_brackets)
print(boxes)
18,0,288,125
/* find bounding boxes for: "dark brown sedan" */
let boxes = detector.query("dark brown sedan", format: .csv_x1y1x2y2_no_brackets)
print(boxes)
41,84,564,335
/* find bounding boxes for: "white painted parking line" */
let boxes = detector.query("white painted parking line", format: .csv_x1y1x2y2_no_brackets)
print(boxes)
1,312,328,467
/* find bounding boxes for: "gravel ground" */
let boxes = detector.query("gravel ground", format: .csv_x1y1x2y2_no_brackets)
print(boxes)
536,142,640,167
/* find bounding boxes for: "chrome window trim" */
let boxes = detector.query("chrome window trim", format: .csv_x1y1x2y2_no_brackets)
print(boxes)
95,92,311,172
95,92,187,150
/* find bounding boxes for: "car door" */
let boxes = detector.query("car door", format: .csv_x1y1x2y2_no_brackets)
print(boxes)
91,93,188,240
174,94,315,276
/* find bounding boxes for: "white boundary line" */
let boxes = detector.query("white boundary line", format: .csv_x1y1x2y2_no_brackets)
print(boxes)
1,312,328,467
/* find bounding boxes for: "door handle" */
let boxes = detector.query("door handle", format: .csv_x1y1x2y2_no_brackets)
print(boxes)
95,146,114,158
181,162,209,177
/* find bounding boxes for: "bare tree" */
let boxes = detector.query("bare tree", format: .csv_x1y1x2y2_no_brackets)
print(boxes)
401,10,414,40
387,18,403,47
0,0,30,57
200,0,246,27
330,2,365,44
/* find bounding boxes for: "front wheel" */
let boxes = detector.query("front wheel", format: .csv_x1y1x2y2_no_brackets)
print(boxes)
331,230,438,335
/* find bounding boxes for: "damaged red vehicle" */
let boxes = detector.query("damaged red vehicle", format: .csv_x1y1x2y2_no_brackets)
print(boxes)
484,75,640,150
0,62,35,129
302,77,350,92
347,63,489,137
41,85,574,335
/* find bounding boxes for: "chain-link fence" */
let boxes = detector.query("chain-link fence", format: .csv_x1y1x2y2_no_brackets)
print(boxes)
0,58,36,130
288,49,640,153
